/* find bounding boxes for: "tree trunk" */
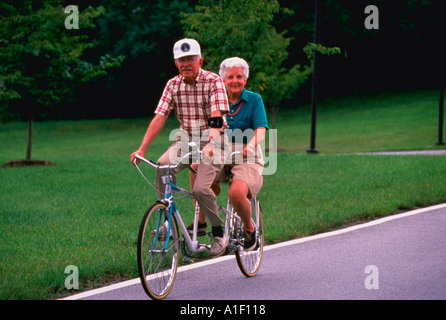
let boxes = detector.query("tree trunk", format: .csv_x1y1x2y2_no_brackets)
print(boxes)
26,116,33,160
271,103,277,129
269,103,279,153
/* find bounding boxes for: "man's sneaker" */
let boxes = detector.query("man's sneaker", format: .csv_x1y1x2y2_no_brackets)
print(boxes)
210,235,227,257
187,222,208,236
150,222,170,240
243,230,257,251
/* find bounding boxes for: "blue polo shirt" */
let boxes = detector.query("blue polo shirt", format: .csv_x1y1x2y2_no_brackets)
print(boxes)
226,88,268,144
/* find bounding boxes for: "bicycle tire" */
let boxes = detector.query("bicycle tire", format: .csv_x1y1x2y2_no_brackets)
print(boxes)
235,198,264,277
137,202,179,300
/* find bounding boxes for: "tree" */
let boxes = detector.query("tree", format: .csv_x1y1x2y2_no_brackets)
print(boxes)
0,1,123,166
91,0,195,118
181,0,313,128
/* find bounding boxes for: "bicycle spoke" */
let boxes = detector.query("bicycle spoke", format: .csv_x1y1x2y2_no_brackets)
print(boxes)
235,198,264,277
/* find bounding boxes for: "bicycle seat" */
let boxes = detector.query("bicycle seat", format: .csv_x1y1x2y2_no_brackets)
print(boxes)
221,165,233,184
211,182,221,196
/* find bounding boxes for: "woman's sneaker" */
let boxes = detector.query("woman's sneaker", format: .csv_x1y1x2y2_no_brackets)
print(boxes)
187,222,208,236
243,230,257,251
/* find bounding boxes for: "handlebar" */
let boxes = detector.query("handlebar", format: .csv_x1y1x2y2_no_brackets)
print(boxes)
133,142,241,170
134,152,195,171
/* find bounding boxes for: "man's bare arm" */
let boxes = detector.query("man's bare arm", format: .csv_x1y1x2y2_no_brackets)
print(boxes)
130,113,167,165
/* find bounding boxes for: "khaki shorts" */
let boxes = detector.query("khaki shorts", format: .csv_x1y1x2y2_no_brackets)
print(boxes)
230,162,264,198
213,162,264,199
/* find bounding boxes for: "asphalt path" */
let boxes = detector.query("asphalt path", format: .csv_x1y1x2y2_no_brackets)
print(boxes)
65,203,446,301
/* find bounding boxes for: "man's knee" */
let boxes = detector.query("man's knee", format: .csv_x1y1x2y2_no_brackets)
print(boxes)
193,183,212,200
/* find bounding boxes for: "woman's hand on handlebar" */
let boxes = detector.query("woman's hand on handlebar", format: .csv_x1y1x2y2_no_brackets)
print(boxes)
202,143,214,160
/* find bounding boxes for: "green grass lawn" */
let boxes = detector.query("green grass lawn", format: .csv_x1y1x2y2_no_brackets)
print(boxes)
276,89,443,153
1,89,445,299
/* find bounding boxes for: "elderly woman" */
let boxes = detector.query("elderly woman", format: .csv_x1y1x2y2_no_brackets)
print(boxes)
189,57,268,252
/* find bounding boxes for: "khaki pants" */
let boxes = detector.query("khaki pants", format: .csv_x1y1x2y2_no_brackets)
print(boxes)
155,131,227,227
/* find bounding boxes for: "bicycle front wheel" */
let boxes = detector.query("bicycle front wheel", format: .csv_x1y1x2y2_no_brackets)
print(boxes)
235,197,264,277
137,202,179,300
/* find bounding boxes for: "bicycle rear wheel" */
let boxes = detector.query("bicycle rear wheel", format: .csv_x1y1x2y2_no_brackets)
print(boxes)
137,202,179,300
235,197,264,277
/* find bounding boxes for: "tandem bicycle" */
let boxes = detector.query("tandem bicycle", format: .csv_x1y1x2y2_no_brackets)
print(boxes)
133,142,264,300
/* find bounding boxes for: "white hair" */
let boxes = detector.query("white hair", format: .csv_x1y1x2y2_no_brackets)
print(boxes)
219,57,249,80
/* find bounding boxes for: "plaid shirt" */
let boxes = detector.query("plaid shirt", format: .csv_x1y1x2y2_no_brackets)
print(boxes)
155,69,229,134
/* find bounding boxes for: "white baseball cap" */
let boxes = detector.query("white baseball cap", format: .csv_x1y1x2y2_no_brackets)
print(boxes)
173,38,201,59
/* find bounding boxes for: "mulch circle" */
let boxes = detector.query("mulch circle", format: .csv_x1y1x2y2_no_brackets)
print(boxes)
1,159,56,168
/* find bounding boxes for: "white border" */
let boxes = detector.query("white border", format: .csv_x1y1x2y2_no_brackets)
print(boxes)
61,203,446,300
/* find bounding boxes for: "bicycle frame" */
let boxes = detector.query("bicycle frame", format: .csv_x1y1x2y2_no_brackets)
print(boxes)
158,173,244,256
135,146,264,299
168,180,210,255
134,148,242,257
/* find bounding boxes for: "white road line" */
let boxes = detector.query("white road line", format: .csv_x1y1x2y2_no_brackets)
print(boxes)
264,203,446,251
61,203,446,300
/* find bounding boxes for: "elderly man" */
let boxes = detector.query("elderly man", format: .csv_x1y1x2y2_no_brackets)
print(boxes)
130,38,229,256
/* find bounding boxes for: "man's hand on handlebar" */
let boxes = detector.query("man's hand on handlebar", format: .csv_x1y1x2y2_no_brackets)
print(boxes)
130,150,145,166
